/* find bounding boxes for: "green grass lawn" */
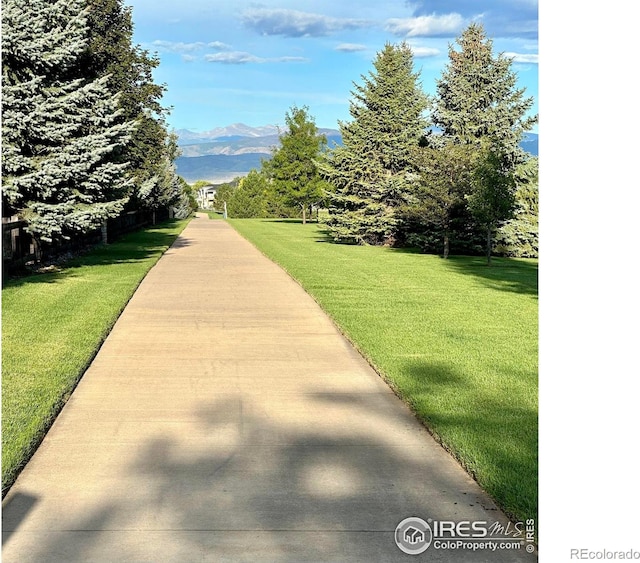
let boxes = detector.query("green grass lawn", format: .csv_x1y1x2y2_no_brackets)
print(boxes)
228,218,538,524
1,219,190,494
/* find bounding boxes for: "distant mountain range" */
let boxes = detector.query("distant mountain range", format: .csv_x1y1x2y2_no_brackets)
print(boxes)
175,123,538,184
175,123,283,145
175,124,342,183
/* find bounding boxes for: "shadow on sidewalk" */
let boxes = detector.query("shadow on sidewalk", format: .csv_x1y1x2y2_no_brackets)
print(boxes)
2,383,534,562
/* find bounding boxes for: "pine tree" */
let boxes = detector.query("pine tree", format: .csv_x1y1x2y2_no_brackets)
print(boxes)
431,23,537,160
321,42,428,244
263,105,328,224
412,23,537,261
226,170,270,218
1,0,135,245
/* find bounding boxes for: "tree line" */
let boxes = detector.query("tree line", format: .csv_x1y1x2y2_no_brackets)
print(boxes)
1,0,197,255
216,24,538,261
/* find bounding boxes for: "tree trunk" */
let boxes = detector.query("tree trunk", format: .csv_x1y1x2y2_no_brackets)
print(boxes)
301,204,306,225
486,226,492,266
101,220,108,244
443,234,450,259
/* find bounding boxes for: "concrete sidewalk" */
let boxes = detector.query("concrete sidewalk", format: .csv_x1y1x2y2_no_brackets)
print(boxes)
2,215,536,562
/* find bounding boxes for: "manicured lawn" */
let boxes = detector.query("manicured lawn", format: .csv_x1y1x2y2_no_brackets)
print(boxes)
1,219,190,494
228,218,538,524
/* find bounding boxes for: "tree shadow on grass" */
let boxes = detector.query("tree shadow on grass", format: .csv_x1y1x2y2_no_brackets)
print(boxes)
387,246,538,297
260,218,306,224
441,256,538,297
397,360,538,522
2,224,189,289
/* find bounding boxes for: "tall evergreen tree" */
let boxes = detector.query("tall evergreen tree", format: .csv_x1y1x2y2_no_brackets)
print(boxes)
321,42,428,244
263,105,328,224
79,0,180,211
226,169,270,218
431,22,537,160
1,0,135,245
408,23,537,260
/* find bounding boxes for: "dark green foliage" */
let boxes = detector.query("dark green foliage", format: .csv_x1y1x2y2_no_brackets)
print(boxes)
1,0,181,249
321,42,429,244
263,106,328,224
211,170,298,219
211,178,240,212
227,170,271,218
79,0,179,211
399,23,538,259
467,144,518,264
399,140,477,257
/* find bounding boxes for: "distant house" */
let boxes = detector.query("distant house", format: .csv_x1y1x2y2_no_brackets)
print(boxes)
197,184,218,209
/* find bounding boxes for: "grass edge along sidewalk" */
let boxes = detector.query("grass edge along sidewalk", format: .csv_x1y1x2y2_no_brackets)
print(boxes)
228,218,538,526
1,218,191,495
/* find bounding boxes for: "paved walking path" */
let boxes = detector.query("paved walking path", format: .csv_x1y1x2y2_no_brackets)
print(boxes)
2,215,536,562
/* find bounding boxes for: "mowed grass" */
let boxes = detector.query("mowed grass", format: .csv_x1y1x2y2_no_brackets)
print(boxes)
229,218,538,524
1,219,190,494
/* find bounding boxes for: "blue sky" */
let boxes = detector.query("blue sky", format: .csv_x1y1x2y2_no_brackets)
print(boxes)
125,0,538,133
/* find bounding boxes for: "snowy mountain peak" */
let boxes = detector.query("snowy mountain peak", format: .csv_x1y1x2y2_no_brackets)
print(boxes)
175,123,282,145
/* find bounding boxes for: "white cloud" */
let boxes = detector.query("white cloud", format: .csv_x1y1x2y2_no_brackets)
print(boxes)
409,46,440,58
335,43,368,53
504,52,539,64
208,41,231,51
242,8,370,37
151,40,232,55
205,51,261,64
385,13,465,37
152,40,207,53
205,51,308,65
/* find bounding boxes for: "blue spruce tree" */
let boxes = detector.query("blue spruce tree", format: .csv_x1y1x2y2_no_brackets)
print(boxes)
1,0,135,246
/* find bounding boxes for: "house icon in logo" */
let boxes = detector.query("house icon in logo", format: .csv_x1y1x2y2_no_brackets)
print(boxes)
404,526,425,545
395,517,432,554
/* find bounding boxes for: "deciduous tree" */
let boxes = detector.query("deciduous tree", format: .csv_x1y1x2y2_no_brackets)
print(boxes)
467,145,517,264
401,140,478,257
227,170,270,218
